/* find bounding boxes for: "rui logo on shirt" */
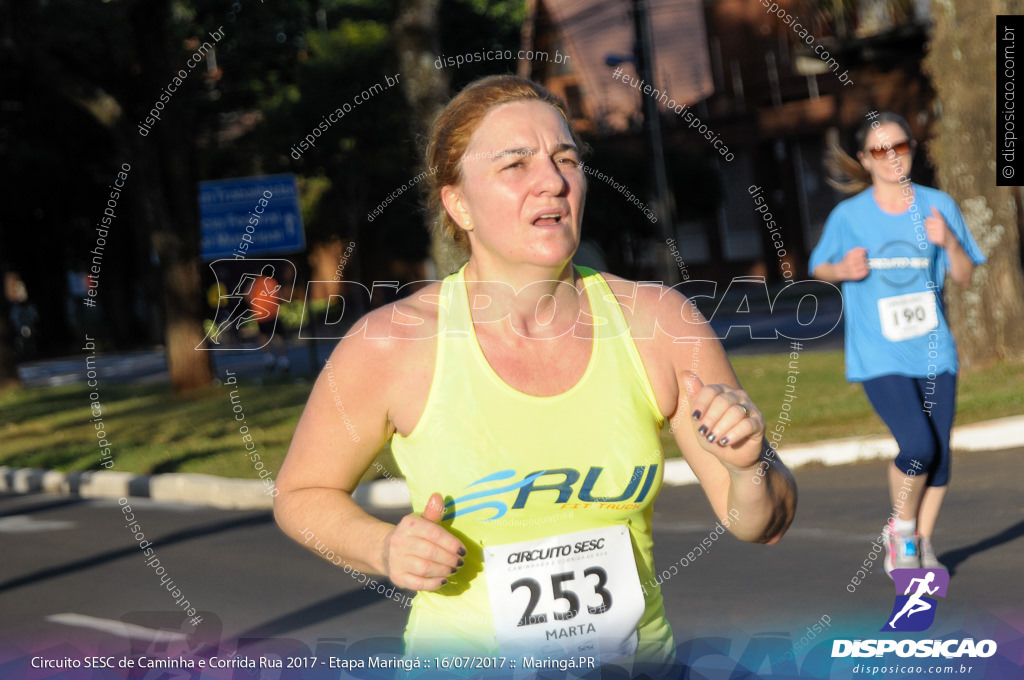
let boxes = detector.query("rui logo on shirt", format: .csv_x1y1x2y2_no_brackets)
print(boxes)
442,466,660,521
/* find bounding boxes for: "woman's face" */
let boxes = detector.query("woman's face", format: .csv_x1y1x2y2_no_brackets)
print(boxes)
443,99,585,270
859,121,915,186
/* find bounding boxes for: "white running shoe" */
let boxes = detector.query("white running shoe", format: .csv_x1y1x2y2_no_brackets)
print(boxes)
920,537,947,571
884,519,921,577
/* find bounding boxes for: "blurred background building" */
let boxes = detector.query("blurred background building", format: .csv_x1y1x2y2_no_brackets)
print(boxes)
520,0,936,282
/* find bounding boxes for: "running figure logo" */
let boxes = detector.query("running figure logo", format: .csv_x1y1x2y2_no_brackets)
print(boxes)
882,569,949,632
198,259,295,350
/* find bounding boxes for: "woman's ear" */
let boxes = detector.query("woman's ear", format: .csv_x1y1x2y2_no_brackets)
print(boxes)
441,185,473,232
856,150,870,172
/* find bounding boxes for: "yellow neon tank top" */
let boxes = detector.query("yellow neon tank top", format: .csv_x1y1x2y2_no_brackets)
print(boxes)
390,264,674,666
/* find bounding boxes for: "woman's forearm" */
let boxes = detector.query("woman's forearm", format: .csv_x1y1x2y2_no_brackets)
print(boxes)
945,239,975,288
812,262,845,283
274,486,395,575
724,443,797,544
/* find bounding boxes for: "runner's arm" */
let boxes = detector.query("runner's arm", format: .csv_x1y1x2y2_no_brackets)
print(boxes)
273,307,464,591
943,237,975,288
655,290,797,544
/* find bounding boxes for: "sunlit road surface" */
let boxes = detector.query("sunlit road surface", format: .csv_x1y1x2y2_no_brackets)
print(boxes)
1,446,1020,678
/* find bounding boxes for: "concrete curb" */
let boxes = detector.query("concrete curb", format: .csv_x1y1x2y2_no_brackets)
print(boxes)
663,414,1024,487
3,415,1022,512
0,469,277,511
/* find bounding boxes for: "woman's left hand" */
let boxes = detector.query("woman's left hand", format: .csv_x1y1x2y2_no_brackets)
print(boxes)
682,373,766,472
925,207,952,248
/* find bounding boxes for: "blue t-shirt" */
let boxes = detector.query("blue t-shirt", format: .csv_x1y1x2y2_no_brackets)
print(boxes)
809,185,986,382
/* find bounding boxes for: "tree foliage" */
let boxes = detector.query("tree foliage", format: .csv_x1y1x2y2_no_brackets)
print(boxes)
0,0,525,389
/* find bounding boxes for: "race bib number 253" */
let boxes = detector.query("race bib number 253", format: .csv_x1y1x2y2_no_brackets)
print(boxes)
483,525,644,661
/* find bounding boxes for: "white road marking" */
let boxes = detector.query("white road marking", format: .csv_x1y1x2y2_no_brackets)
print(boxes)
45,613,189,643
0,515,76,533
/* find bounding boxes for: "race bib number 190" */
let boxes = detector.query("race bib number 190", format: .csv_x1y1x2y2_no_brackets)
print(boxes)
878,291,939,342
483,525,644,661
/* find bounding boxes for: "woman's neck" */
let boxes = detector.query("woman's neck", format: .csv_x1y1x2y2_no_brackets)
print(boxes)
872,181,912,215
463,259,583,339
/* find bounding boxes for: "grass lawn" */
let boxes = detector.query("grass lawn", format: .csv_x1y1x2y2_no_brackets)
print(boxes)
3,351,1023,481
0,378,311,482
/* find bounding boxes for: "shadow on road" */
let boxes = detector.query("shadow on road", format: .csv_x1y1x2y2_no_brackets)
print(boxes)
941,518,1024,577
0,498,87,519
0,512,272,593
236,588,405,641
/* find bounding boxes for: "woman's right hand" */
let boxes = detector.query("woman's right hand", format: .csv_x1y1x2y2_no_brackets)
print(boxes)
838,247,869,281
383,492,466,591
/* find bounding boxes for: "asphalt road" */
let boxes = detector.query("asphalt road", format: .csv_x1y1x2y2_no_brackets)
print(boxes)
1,447,1021,679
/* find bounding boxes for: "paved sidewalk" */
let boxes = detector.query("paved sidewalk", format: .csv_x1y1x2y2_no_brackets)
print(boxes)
3,415,1022,511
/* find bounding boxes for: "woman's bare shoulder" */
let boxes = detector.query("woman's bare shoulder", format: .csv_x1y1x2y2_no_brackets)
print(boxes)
594,271,706,341
330,280,444,360
315,281,444,430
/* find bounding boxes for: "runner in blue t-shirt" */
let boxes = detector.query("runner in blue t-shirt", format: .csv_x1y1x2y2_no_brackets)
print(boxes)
809,112,985,576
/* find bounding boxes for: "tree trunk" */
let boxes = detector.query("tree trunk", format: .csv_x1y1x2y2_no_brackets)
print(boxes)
157,240,212,391
392,0,454,274
0,284,19,388
923,0,1024,368
128,0,212,391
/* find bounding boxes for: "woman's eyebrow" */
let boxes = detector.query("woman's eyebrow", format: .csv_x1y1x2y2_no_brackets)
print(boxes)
490,143,578,160
491,147,535,160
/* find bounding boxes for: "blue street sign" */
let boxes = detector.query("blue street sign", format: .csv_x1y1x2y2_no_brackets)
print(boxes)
199,174,305,260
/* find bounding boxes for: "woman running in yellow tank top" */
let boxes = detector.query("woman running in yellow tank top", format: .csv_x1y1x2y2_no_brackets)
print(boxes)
274,75,797,677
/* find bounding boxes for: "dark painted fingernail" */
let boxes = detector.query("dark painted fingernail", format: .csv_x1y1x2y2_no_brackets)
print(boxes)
706,433,716,442
718,437,729,446
692,410,702,420
697,425,708,436
457,547,466,557
450,565,458,574
457,558,464,568
441,578,448,586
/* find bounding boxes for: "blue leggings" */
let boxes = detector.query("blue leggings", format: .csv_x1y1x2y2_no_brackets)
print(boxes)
861,372,956,487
